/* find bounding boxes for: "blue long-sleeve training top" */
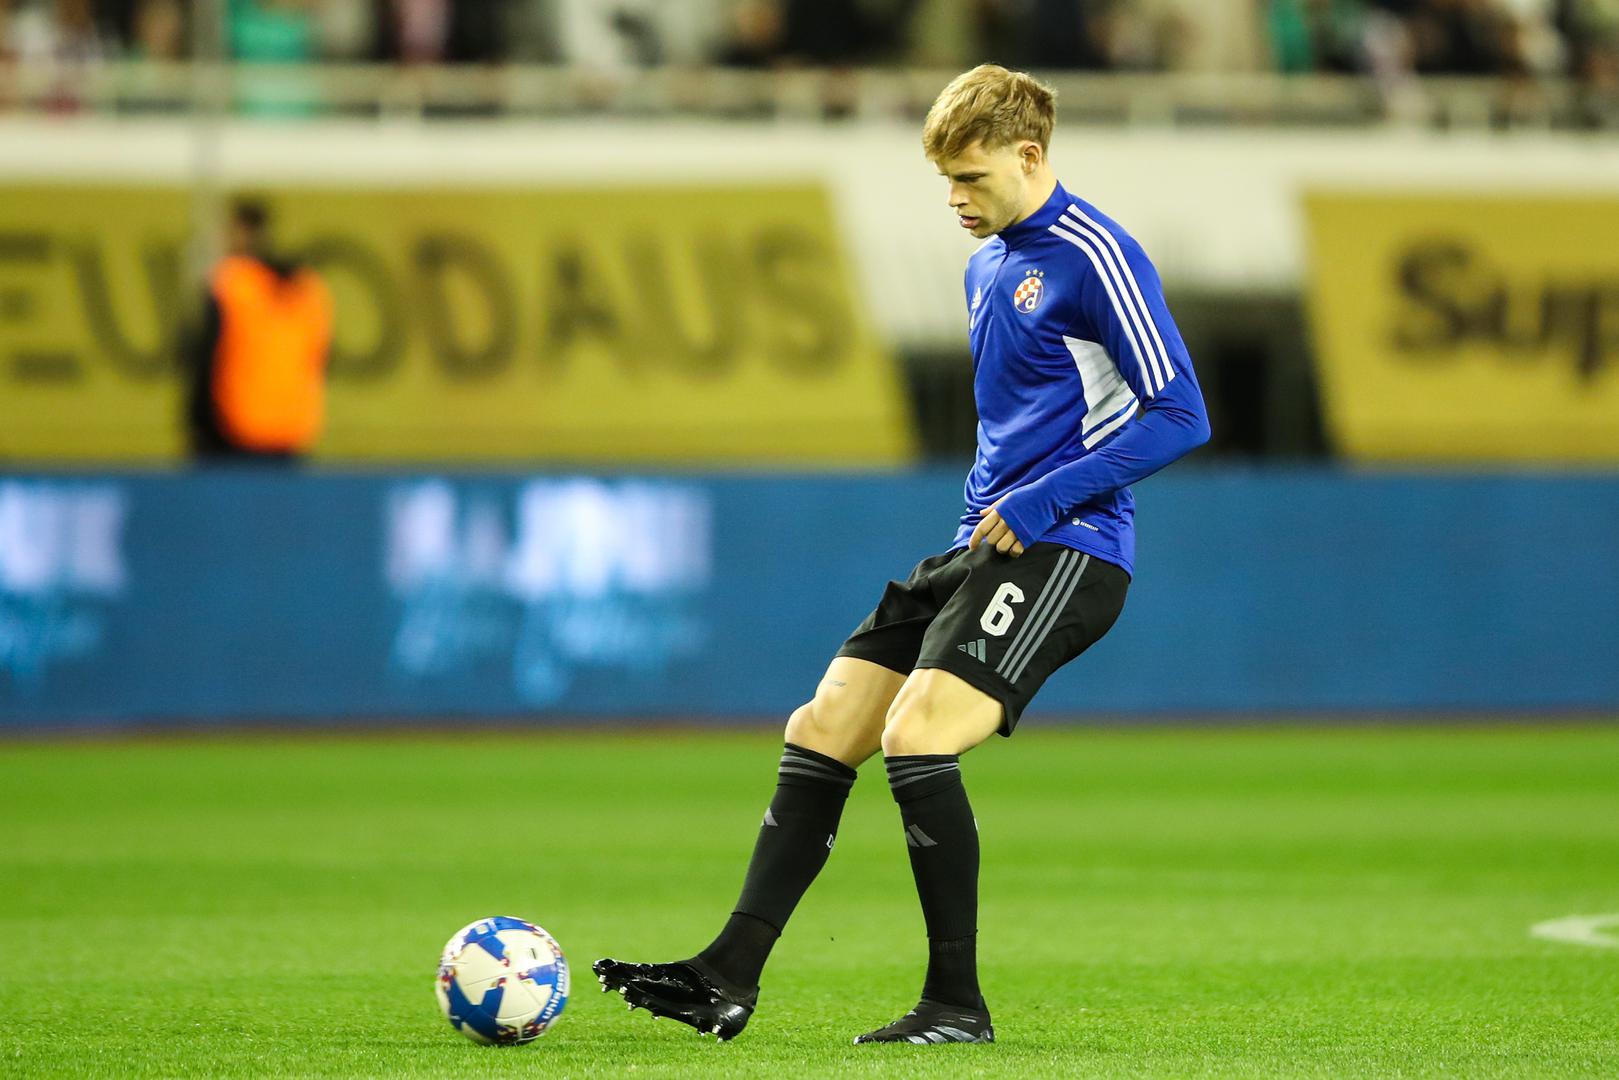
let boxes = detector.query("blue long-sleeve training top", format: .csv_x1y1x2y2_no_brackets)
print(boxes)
950,181,1211,576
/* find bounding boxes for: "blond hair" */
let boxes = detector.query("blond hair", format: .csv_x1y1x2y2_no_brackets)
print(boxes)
922,64,1056,162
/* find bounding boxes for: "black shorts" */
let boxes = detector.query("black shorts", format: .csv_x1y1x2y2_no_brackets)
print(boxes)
836,542,1130,735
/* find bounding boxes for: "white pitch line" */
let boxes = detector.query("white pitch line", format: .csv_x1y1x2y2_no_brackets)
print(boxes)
1530,914,1619,950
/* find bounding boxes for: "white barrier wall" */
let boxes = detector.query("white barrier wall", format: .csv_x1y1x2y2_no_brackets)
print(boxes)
6,118,1619,347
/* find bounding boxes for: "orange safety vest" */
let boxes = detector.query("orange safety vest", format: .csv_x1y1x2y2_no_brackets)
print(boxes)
210,255,333,453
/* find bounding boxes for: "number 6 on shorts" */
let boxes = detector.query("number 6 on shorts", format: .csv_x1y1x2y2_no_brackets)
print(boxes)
979,582,1025,636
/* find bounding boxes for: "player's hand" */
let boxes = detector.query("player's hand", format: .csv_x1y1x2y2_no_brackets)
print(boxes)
968,498,1025,557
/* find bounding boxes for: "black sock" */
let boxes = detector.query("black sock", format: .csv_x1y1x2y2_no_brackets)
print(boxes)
695,743,857,990
886,754,984,1010
923,934,980,1009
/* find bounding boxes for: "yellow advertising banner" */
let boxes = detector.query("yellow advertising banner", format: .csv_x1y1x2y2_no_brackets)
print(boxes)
0,184,915,464
1305,192,1619,462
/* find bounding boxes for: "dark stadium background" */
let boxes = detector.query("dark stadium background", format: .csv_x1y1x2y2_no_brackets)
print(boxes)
1,2,1617,1077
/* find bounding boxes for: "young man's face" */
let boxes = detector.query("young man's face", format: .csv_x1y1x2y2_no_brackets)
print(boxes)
933,139,1037,239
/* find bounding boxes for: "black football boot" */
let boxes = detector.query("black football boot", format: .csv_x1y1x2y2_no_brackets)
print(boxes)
592,957,756,1041
852,998,995,1045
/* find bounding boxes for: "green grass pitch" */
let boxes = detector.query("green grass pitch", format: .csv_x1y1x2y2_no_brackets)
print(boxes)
3,725,1618,1078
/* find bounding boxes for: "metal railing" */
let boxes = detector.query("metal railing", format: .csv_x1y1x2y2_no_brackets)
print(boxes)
1,61,1613,130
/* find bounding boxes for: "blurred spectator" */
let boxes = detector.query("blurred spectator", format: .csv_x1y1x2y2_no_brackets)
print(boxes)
963,0,1193,72
776,0,867,64
779,0,916,64
1499,0,1565,73
551,0,727,71
8,0,107,63
375,0,449,63
443,0,508,62
188,199,333,463
1161,0,1265,72
1561,0,1619,68
1561,0,1619,122
228,0,320,115
714,0,782,67
1023,0,1113,69
229,0,315,62
903,0,974,66
130,0,183,60
710,0,919,68
1266,0,1367,73
4,0,111,111
356,0,516,64
976,0,1112,70
314,0,374,59
1104,0,1198,69
1406,0,1520,73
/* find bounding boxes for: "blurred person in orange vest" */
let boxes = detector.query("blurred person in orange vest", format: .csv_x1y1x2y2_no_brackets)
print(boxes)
188,198,333,462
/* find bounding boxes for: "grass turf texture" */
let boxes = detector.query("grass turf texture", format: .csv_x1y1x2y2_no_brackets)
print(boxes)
2,727,1617,1079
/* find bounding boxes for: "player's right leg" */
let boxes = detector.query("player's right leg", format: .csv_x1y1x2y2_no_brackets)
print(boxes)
592,656,903,1039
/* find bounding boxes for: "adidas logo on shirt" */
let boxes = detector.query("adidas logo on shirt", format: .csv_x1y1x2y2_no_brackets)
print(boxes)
957,639,988,663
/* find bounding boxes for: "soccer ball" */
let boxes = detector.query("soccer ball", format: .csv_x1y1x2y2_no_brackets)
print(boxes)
436,916,569,1045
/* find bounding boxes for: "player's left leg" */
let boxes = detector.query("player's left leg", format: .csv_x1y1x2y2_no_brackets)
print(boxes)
852,670,1001,1044
855,542,1131,1045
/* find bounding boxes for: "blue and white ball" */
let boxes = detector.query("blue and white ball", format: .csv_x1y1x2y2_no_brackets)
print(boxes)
436,916,569,1045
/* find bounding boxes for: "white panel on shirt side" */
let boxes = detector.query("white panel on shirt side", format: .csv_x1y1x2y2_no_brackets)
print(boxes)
1063,335,1139,446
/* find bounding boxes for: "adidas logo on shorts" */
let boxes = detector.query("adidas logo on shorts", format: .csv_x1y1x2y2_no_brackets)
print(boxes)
957,638,988,663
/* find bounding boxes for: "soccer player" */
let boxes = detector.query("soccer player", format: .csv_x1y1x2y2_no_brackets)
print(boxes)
594,63,1210,1045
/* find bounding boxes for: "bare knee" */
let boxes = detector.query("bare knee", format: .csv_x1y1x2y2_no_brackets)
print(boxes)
881,692,943,757
783,692,881,767
881,669,1003,757
783,700,823,747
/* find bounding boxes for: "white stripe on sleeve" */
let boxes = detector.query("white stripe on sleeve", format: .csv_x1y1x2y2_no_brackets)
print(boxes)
1063,206,1174,391
1048,222,1157,397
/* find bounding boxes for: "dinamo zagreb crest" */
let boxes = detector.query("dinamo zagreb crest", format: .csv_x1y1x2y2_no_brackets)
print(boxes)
1013,269,1044,313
